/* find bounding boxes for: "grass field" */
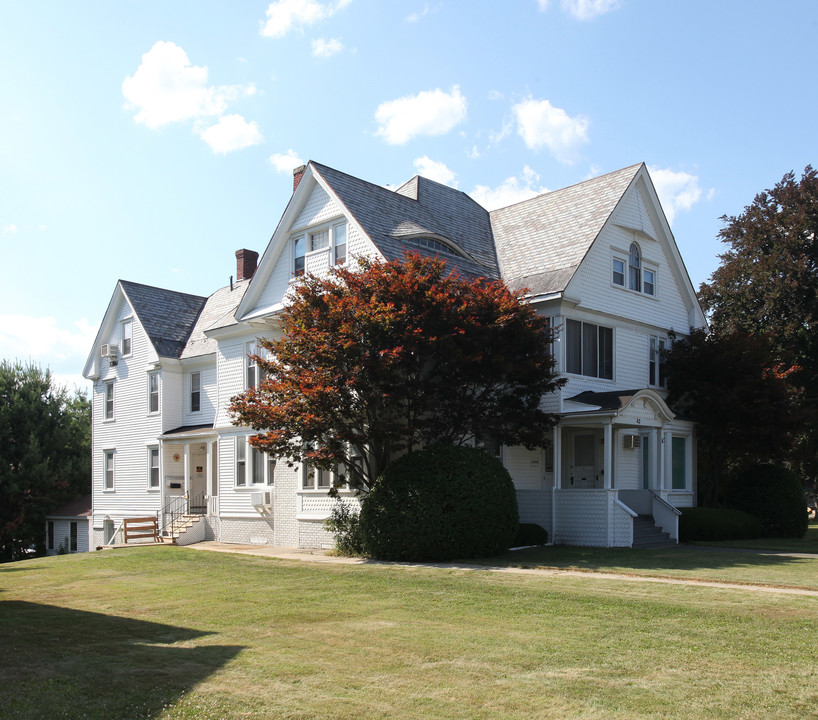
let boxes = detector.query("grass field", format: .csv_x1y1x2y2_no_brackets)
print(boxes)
1,543,817,720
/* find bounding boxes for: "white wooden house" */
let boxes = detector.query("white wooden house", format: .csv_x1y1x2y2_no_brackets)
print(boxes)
82,161,706,550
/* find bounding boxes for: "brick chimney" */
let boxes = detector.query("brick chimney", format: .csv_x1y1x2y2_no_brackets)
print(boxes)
293,164,306,193
235,249,259,281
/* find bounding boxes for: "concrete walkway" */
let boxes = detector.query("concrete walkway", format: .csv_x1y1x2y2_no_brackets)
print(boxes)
186,541,818,597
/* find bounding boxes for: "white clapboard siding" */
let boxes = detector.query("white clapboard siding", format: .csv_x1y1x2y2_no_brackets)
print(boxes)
92,298,163,520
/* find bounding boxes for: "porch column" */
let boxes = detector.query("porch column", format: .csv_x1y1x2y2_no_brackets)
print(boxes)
159,439,166,516
553,425,563,489
651,428,660,490
658,430,667,491
183,443,191,497
206,440,214,511
661,429,670,492
603,422,613,489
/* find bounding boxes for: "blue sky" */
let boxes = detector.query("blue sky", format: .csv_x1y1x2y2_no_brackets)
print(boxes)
2,0,816,392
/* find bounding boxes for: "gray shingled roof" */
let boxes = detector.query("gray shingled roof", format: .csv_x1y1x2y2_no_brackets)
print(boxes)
490,164,642,295
180,280,250,358
119,280,207,358
312,162,499,279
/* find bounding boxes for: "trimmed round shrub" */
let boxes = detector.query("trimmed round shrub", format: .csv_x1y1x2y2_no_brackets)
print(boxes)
512,523,549,547
679,507,762,542
359,444,519,561
725,464,809,538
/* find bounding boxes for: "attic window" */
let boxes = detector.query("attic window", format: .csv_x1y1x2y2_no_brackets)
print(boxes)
404,237,461,257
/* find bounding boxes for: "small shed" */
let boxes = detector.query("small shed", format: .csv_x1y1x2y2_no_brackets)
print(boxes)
46,495,92,555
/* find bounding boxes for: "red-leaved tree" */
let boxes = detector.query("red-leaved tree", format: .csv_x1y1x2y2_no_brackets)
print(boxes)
230,254,564,491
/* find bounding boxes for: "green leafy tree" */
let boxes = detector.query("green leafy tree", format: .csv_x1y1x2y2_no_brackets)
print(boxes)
663,329,803,505
699,166,818,481
230,253,564,491
0,361,91,561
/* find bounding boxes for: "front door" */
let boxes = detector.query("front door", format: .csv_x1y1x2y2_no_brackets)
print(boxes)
571,432,597,488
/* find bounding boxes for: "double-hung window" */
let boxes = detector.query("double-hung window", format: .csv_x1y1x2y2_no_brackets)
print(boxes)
148,447,160,489
104,450,115,490
649,336,667,387
333,223,347,265
612,257,625,286
121,320,133,356
190,371,201,412
104,381,114,420
236,437,275,487
643,268,656,296
293,236,306,277
566,320,613,379
246,342,261,389
148,372,159,414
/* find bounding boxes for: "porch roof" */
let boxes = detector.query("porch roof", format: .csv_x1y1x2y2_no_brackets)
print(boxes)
161,424,215,439
564,388,676,424
565,389,643,411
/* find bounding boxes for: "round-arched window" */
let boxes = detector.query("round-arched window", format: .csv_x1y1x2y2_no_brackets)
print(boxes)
629,242,641,292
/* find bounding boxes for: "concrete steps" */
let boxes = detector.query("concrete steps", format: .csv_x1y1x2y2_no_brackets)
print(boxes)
633,515,676,549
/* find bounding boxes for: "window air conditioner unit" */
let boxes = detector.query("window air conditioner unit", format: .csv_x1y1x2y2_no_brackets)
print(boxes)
623,434,641,450
251,491,273,507
100,343,119,358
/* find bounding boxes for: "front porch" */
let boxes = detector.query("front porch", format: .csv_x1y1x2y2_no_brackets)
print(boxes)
549,389,693,547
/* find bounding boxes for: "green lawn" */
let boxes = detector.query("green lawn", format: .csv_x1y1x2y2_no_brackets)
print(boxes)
1,546,817,719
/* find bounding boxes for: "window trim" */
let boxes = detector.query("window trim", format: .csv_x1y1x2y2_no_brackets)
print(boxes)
121,319,133,357
190,371,201,413
292,235,306,277
103,381,115,421
148,372,160,415
103,450,115,491
148,446,160,490
612,257,625,287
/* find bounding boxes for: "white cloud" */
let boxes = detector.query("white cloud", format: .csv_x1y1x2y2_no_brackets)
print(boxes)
261,0,351,37
537,0,550,11
197,115,263,154
375,86,467,145
0,315,97,364
123,41,253,129
470,166,549,211
2,224,17,234
407,3,438,22
414,156,458,187
468,145,480,159
648,166,704,226
312,37,344,57
512,97,589,163
270,149,304,173
560,0,620,20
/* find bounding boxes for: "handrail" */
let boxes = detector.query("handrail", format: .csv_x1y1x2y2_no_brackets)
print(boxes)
649,490,682,516
161,491,207,540
614,498,638,518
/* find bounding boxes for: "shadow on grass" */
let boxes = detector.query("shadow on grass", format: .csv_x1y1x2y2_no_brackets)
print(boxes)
474,543,818,575
0,601,243,720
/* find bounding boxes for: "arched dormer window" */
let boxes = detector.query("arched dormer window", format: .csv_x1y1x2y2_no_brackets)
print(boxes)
629,243,641,292
404,236,462,258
